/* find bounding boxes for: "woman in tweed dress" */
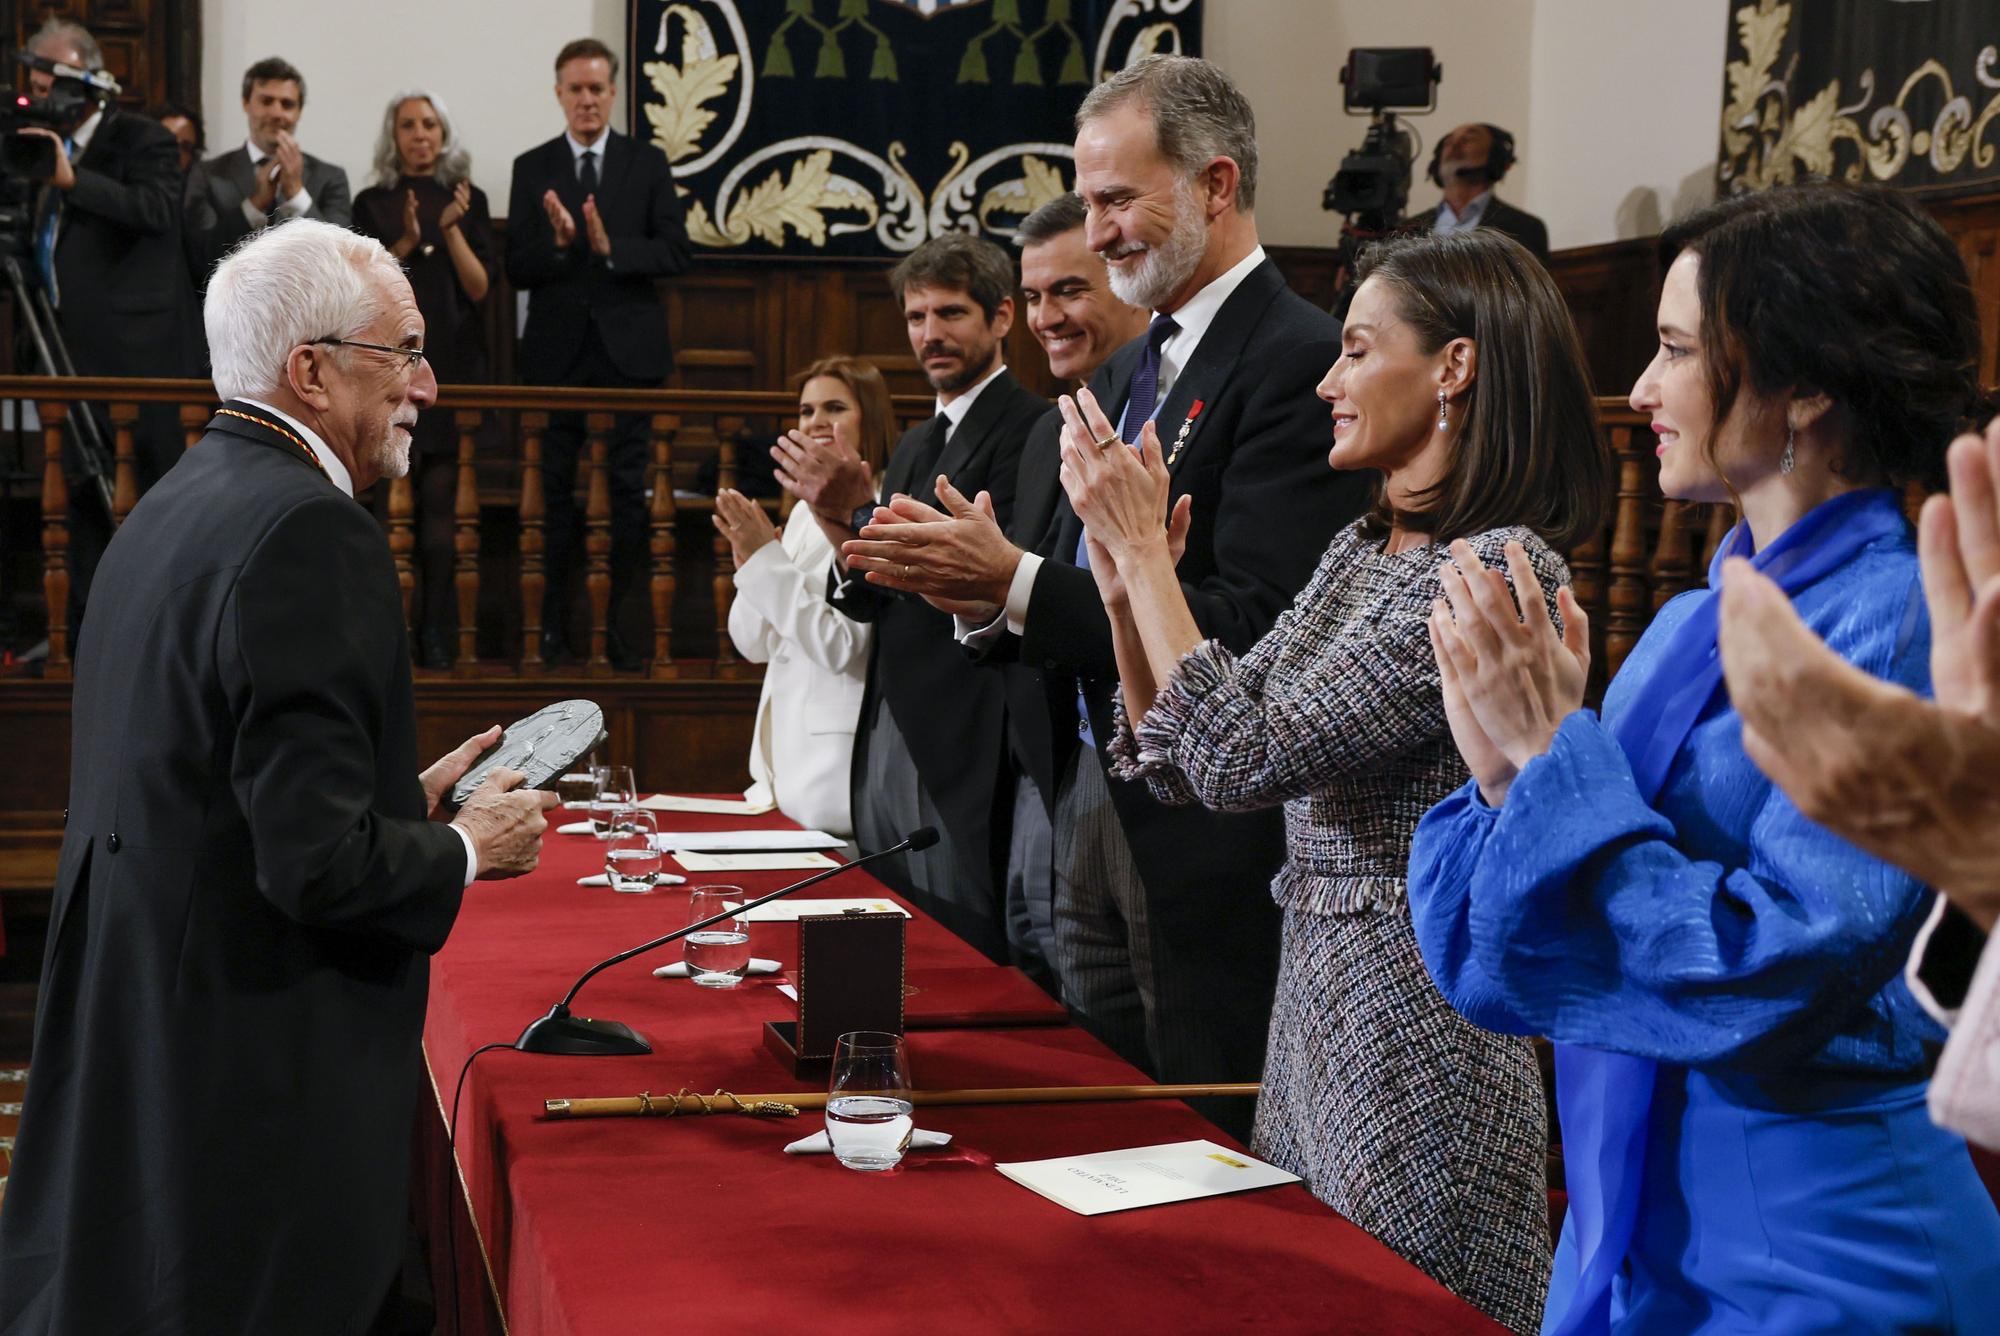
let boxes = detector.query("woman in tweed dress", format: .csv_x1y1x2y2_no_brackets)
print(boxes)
1055,229,1609,1333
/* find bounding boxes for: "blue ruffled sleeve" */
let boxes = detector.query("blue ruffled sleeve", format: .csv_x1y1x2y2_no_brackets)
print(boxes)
1408,781,1538,1036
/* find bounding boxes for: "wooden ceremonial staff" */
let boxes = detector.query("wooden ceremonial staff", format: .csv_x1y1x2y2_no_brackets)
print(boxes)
544,1083,1260,1120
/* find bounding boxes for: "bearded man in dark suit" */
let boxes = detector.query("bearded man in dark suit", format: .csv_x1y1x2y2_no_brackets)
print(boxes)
0,219,556,1335
841,58,1370,1138
507,36,692,669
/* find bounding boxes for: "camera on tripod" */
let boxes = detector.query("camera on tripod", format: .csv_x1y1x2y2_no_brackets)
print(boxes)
1320,48,1441,314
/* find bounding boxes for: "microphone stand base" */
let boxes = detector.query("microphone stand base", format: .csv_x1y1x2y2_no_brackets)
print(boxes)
515,1010,652,1056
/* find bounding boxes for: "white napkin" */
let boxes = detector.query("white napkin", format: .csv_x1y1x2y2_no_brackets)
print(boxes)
652,958,782,978
784,1129,952,1154
557,820,595,836
577,872,686,888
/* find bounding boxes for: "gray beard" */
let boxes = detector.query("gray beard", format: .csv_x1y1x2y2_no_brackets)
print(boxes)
1106,180,1209,311
368,428,412,482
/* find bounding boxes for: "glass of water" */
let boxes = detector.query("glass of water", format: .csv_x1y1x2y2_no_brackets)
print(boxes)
589,764,637,840
556,769,596,814
825,1030,914,1172
683,885,751,988
605,809,662,892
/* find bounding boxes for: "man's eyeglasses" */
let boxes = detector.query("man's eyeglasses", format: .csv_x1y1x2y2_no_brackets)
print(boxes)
311,337,428,374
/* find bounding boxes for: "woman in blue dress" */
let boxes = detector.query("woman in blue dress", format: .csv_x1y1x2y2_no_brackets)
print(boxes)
1409,181,2000,1333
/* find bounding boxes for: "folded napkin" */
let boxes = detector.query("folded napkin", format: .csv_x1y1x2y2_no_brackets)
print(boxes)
653,957,781,978
784,1129,952,1154
578,872,686,888
557,820,595,836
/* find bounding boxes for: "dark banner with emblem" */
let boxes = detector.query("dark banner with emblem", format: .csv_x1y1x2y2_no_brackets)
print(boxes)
1720,0,2000,200
625,0,1202,256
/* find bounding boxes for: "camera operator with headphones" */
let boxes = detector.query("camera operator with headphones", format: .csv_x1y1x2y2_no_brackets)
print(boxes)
1404,122,1549,264
14,17,200,631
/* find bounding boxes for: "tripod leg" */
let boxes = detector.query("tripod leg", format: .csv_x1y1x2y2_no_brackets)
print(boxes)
5,257,115,514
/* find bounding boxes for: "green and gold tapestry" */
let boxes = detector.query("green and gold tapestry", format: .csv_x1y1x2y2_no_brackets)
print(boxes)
1721,0,2000,199
625,0,1203,255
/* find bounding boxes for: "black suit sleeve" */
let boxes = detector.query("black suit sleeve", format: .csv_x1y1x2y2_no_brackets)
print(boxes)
506,149,582,290
1023,334,1361,678
1521,213,1550,264
607,147,691,278
311,163,353,228
66,121,178,236
222,494,466,951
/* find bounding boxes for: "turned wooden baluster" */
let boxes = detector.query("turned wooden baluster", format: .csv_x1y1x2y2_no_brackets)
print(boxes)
180,402,209,449
109,403,139,525
1648,498,1698,610
40,403,71,678
1565,518,1610,702
1702,502,1735,567
583,411,614,675
713,418,746,677
385,468,416,639
452,409,482,675
1604,424,1652,675
519,412,549,671
648,413,680,679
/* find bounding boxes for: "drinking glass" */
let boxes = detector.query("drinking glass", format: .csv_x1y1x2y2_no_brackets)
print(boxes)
556,770,597,813
683,885,751,988
589,764,637,840
824,1030,914,1172
605,809,663,892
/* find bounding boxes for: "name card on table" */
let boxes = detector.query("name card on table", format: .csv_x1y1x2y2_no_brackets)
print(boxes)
762,911,906,1077
996,1140,1301,1216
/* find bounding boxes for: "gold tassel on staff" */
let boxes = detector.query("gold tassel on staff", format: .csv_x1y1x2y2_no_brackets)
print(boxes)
543,1083,1261,1120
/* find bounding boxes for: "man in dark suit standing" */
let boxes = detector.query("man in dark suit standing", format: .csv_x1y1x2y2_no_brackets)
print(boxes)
1403,122,1549,264
13,19,200,628
772,234,1046,957
0,218,556,1333
507,36,691,669
186,56,352,272
842,58,1369,1135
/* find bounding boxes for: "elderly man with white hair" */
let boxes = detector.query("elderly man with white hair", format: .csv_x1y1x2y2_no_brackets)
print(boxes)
0,218,557,1335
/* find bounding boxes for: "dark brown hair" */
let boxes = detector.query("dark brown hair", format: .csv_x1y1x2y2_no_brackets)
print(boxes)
887,232,1015,322
1660,182,1980,494
555,37,618,82
1351,228,1610,551
794,356,896,475
242,57,305,106
1016,192,1086,246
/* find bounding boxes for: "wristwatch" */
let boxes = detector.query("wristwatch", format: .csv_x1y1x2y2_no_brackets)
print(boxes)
848,501,878,532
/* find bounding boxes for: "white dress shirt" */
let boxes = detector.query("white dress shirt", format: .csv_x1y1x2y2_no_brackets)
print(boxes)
1906,896,2000,1149
237,397,478,887
1433,189,1493,235
962,245,1269,642
240,137,314,229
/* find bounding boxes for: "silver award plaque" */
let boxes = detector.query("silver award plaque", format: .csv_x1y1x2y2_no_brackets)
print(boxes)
447,699,608,809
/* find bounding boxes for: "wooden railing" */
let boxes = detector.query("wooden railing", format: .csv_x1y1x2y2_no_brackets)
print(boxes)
4,385,1734,689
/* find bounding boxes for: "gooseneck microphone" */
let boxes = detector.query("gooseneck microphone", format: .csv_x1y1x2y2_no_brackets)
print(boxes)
514,826,940,1056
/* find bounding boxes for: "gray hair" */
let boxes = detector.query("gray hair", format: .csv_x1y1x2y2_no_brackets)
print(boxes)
206,220,403,401
1016,192,1087,246
1077,55,1259,211
29,17,103,72
370,89,473,189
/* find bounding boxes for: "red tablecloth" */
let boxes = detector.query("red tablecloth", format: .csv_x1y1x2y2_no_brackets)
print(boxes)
420,804,1500,1335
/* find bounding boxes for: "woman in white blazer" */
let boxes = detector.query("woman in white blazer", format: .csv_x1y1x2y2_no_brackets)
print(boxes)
716,357,898,837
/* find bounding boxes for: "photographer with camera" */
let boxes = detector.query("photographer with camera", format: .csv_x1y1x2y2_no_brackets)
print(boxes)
10,18,199,630
1406,122,1548,263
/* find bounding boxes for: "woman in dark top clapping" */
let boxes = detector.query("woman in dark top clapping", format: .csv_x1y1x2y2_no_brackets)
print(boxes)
352,90,494,667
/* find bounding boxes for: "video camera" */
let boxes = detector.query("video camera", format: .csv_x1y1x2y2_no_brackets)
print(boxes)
0,49,119,179
1321,47,1441,314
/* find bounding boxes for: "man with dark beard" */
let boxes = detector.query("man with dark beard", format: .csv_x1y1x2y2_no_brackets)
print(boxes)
837,57,1369,1136
771,233,1045,956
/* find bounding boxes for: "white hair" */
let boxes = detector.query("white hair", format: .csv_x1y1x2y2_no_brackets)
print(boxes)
370,88,473,189
205,220,403,401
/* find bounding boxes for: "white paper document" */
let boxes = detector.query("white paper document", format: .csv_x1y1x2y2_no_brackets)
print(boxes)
638,789,778,816
995,1140,1300,1216
724,896,910,922
651,828,844,852
671,851,842,873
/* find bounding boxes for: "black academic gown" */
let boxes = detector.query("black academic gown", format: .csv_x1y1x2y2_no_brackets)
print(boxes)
0,404,469,1335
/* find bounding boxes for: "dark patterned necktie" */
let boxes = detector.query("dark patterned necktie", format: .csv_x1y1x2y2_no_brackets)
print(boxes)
578,149,598,195
1120,313,1180,443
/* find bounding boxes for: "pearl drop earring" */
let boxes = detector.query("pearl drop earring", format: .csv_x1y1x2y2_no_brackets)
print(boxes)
1436,389,1448,431
1781,424,1796,474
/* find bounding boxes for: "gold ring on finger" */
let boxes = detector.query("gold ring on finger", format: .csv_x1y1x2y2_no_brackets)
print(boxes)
1092,433,1120,450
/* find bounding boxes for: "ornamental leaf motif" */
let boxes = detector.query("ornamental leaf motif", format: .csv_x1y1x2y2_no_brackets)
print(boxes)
974,153,1069,230
1723,0,1790,156
644,37,741,165
710,149,858,247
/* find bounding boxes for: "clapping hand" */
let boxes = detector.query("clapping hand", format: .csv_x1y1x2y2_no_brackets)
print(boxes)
272,130,306,199
582,195,612,257
1429,540,1589,803
542,189,577,248
843,477,1024,617
712,488,779,567
438,180,472,231
771,427,875,520
397,188,423,253
1056,387,1175,563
